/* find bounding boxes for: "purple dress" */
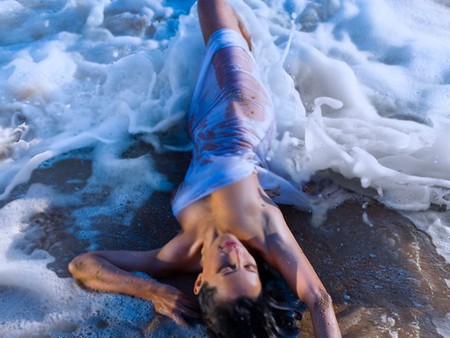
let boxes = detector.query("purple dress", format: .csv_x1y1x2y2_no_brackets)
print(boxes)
172,29,310,217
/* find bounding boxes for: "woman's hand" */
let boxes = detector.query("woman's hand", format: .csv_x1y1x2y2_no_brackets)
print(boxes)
69,251,200,326
151,283,201,326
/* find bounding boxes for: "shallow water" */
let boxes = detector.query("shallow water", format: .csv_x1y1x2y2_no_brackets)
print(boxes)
1,0,450,336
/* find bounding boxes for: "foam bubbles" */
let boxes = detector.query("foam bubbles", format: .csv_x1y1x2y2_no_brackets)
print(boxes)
434,313,450,338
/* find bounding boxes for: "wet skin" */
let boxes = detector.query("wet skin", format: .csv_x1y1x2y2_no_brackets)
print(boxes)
194,233,262,300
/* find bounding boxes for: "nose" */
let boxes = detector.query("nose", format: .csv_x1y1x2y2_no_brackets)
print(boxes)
223,245,244,265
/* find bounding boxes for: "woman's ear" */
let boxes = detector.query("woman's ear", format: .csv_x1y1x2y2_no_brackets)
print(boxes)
193,273,204,295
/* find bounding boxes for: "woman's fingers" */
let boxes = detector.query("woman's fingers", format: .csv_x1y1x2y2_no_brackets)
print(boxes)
153,286,201,325
182,295,200,311
170,312,189,327
175,297,201,319
179,303,201,319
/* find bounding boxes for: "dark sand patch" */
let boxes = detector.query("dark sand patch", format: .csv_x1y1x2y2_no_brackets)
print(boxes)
281,200,450,337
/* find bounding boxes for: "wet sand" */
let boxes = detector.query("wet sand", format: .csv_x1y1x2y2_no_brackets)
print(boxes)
3,150,450,337
281,201,450,337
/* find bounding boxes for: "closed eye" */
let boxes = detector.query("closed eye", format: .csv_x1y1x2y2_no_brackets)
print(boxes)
217,264,258,276
217,263,236,274
244,264,258,273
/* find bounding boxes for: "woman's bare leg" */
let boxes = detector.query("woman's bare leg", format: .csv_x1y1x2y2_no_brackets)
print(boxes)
197,0,252,50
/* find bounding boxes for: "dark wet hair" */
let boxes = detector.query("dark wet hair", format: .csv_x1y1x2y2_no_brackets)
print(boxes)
198,259,303,338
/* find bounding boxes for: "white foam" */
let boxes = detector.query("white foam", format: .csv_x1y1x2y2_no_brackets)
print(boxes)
434,313,450,338
402,210,450,265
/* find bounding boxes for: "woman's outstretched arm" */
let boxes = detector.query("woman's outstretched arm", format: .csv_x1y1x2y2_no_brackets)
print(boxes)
265,211,342,338
68,235,200,325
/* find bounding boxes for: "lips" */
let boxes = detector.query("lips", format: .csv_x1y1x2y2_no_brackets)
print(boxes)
223,240,239,248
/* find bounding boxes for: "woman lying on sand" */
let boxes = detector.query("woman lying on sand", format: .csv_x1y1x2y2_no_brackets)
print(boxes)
69,0,341,337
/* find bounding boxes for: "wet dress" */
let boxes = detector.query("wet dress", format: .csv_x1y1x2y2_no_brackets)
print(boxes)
172,29,309,217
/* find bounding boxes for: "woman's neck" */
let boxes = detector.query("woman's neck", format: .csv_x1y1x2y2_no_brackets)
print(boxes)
199,227,221,267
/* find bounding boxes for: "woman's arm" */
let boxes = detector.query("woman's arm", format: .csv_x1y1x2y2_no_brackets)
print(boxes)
68,235,200,325
265,212,341,337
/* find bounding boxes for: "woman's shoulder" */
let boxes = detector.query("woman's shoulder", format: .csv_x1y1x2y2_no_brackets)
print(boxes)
176,196,214,230
157,231,203,273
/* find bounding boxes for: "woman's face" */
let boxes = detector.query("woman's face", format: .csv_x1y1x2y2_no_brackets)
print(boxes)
194,233,262,300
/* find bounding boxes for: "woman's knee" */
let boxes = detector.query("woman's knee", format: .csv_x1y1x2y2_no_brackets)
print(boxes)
197,0,249,46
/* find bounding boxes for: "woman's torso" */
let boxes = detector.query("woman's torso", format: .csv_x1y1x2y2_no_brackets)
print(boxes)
177,173,283,256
